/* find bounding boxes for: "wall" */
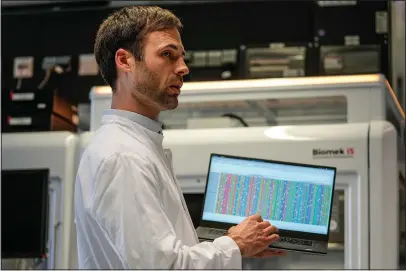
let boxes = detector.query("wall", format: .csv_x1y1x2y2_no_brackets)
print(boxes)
1,1,389,105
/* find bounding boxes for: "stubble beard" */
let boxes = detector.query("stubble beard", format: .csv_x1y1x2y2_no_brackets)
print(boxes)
133,65,178,111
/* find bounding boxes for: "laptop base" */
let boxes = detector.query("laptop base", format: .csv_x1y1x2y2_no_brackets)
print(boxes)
270,237,328,255
196,226,328,255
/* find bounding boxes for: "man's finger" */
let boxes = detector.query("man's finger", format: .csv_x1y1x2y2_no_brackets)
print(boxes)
258,220,271,229
265,233,280,243
263,224,278,235
250,213,263,221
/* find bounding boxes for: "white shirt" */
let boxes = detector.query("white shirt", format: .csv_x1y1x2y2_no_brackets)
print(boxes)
74,109,242,269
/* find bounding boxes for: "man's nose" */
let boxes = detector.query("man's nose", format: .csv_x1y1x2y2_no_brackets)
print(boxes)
175,58,189,76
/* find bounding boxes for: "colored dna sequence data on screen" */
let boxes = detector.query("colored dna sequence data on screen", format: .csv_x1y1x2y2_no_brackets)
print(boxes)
214,173,332,226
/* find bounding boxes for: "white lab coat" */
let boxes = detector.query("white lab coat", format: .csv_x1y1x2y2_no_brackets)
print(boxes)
74,110,242,269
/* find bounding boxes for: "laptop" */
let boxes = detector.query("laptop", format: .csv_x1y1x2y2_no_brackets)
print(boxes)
195,153,337,255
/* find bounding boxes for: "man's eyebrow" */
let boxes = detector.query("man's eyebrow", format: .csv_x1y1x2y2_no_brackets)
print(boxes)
162,44,186,56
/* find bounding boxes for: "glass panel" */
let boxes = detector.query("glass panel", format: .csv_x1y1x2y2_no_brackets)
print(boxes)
245,46,306,79
242,190,345,270
320,45,380,75
159,96,347,129
330,190,345,244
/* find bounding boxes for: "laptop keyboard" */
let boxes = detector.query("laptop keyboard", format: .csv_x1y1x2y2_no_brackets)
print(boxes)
207,228,227,235
277,236,313,247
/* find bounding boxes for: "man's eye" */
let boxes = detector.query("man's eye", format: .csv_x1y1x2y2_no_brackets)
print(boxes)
163,51,171,57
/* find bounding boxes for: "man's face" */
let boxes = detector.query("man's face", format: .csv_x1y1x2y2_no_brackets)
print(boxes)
129,28,189,112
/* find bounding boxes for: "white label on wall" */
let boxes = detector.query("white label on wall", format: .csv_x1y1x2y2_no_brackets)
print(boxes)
8,117,32,126
13,56,34,79
191,51,207,67
37,103,47,109
79,54,99,76
324,56,343,70
283,69,303,77
222,49,237,64
207,51,222,67
269,43,285,49
11,92,35,101
375,11,388,34
42,56,71,70
317,1,356,7
344,35,360,46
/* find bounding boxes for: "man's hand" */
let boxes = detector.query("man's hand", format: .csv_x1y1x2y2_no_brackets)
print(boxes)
226,213,280,258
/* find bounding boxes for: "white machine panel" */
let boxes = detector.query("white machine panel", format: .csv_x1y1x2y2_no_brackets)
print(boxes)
89,74,404,139
79,120,402,269
163,122,370,270
160,121,399,269
2,132,79,270
390,1,406,111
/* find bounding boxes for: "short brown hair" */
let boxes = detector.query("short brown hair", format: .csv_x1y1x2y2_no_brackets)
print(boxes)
94,6,183,90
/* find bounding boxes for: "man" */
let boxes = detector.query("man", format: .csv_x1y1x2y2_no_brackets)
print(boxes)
74,6,282,269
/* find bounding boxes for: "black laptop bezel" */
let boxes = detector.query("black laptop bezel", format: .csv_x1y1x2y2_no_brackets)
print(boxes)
198,153,337,243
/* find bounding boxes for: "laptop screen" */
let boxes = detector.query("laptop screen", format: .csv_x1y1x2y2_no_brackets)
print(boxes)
202,154,336,235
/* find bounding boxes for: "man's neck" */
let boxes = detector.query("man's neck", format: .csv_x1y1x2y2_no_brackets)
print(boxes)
111,92,159,120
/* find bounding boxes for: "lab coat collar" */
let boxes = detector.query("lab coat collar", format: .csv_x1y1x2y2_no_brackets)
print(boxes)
101,109,164,146
103,109,163,134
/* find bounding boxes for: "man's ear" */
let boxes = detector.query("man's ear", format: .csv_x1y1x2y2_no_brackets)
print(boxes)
115,48,132,73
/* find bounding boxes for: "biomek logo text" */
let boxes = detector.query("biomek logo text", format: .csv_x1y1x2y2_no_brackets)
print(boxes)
312,147,355,158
